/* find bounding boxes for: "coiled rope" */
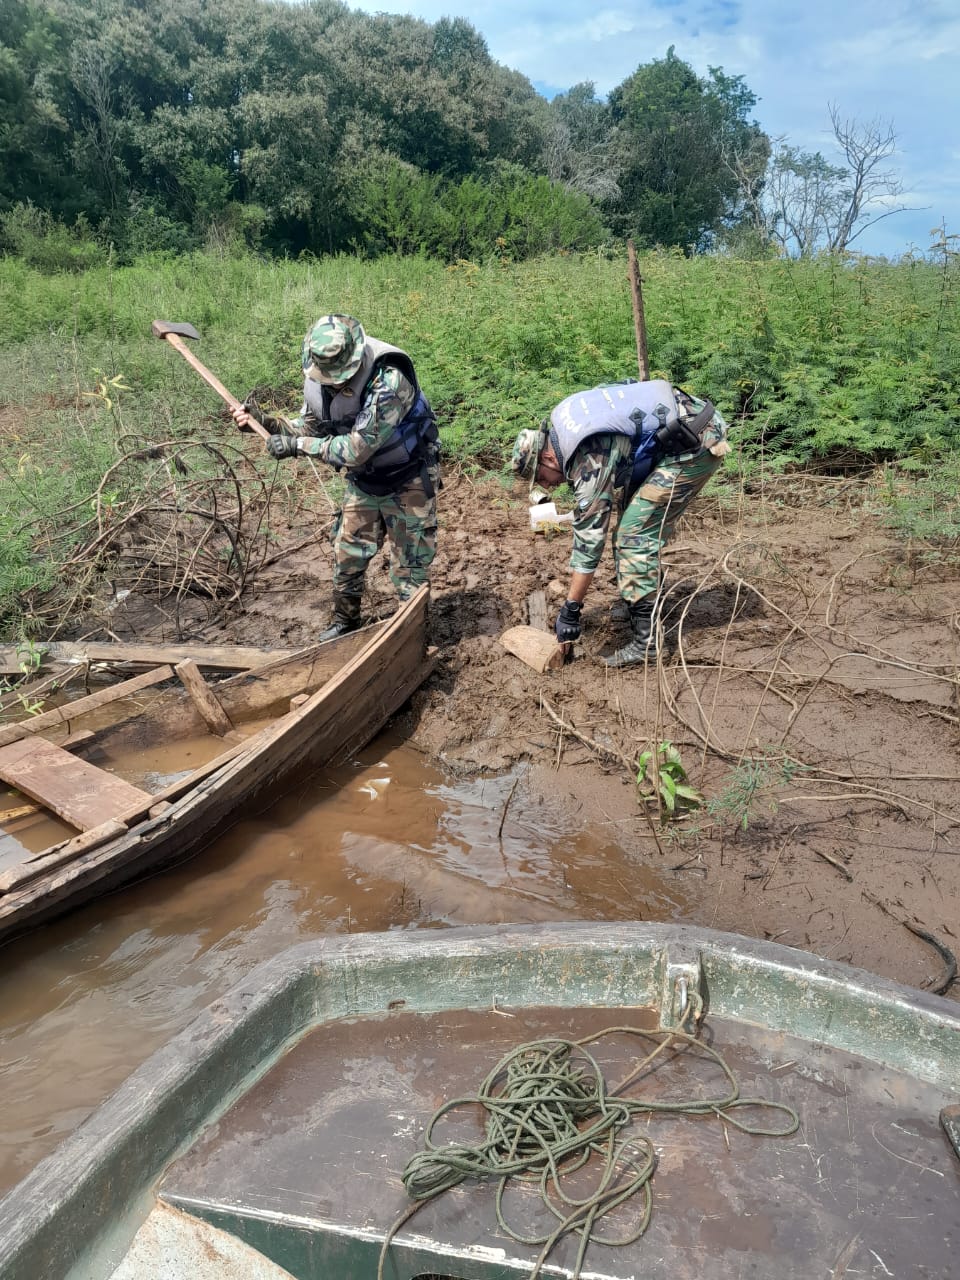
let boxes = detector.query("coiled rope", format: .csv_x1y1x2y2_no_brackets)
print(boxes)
377,1023,799,1280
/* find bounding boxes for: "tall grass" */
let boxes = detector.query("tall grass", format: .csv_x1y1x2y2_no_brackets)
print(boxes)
0,246,958,634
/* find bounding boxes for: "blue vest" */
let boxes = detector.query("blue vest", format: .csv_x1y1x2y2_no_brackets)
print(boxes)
303,338,438,495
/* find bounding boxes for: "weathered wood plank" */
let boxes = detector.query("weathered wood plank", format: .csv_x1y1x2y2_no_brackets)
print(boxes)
56,627,381,759
0,803,40,823
0,738,151,832
527,590,549,632
328,645,438,766
0,820,128,894
0,641,291,677
0,666,175,749
175,660,235,737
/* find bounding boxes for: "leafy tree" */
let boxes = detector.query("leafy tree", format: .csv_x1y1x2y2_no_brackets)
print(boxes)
608,47,768,251
0,0,74,213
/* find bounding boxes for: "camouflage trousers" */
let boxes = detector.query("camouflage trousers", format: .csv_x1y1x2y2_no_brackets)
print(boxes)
332,468,439,601
614,447,722,603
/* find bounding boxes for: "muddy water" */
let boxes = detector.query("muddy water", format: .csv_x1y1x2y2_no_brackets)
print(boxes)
0,731,690,1197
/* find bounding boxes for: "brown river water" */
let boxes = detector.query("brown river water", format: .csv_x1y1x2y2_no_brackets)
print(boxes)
0,729,690,1197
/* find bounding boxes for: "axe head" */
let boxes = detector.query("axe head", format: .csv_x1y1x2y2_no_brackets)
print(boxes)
152,319,201,341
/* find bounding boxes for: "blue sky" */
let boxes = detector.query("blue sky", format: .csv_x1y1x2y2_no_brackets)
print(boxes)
349,0,958,257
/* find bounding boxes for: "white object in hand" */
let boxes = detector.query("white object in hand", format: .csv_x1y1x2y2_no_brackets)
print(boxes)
529,501,574,530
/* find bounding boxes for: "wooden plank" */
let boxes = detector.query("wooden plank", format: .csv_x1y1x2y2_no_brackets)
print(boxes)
329,644,438,766
0,738,151,831
53,628,381,762
527,590,549,632
175,660,234,737
0,734,97,830
0,641,292,677
0,821,128,894
0,803,40,823
0,666,174,750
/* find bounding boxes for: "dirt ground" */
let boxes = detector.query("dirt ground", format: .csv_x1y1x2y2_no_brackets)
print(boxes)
87,461,960,1003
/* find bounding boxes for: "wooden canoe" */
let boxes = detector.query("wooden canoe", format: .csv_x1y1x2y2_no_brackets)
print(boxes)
0,923,957,1279
0,586,433,946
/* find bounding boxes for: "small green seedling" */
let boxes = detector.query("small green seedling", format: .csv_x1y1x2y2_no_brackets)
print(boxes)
637,741,703,817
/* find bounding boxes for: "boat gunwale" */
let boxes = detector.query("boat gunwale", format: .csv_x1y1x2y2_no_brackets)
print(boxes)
0,920,957,1280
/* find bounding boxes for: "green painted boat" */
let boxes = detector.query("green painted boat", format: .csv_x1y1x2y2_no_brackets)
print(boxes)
0,923,957,1279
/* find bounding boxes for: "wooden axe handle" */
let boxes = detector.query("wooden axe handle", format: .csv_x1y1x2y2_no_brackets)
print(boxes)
163,332,272,442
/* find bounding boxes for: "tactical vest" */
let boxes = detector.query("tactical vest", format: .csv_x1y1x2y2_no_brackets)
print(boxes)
303,337,438,496
548,379,680,474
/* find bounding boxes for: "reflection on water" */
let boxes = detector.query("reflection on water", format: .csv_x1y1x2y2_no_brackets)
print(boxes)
0,733,689,1196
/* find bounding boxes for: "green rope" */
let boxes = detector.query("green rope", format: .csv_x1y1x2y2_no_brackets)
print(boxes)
377,1023,799,1280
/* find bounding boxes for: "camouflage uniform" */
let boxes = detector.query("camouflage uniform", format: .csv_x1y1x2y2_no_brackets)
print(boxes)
567,392,728,602
285,320,440,603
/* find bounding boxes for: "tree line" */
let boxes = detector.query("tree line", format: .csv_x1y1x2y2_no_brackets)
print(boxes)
1,0,905,267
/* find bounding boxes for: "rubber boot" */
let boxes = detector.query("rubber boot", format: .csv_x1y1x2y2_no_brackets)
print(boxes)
603,599,658,668
318,592,362,643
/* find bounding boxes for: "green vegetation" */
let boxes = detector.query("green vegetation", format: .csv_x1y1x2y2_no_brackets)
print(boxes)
637,742,703,817
0,243,958,636
706,754,805,833
0,0,768,261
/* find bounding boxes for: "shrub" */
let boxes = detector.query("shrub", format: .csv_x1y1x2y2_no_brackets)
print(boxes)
0,204,107,274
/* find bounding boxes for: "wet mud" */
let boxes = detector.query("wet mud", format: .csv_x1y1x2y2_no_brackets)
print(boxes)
1,462,959,1200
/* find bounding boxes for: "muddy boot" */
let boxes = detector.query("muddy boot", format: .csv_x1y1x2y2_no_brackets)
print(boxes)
603,599,658,668
318,592,362,643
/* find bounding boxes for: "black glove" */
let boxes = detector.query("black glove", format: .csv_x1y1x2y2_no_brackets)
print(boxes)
555,599,582,643
267,433,300,460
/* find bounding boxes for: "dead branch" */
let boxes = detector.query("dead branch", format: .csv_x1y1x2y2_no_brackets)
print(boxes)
810,847,853,881
862,891,958,995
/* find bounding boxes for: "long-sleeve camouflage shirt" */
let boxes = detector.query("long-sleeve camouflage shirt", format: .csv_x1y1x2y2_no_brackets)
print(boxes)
289,365,416,469
566,433,633,573
565,390,728,574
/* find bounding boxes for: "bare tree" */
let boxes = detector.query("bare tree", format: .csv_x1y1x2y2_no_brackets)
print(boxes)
826,105,908,252
541,83,621,204
722,108,912,257
70,44,123,212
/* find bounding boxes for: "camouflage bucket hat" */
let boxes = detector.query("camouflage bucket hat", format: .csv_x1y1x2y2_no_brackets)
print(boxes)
511,426,544,487
302,315,366,385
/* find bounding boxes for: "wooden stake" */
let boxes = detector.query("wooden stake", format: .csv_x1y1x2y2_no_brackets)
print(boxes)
627,239,649,381
526,591,549,633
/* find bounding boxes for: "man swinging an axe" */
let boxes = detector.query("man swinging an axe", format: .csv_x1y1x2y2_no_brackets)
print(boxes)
153,315,440,643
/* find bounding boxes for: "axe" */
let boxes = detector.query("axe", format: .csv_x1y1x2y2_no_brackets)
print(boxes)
151,320,272,441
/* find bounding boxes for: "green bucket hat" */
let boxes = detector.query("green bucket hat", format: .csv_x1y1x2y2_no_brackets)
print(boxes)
510,425,545,487
302,315,366,385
